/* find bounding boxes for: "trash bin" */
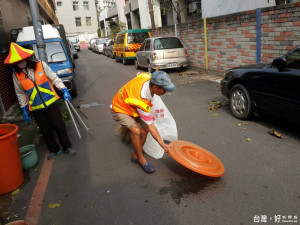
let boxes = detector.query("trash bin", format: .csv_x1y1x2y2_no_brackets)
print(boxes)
0,124,24,195
20,144,38,170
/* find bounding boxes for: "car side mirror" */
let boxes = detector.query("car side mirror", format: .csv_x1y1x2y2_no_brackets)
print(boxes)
272,57,286,67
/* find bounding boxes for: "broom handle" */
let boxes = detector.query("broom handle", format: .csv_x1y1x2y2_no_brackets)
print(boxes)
65,101,81,139
66,99,90,132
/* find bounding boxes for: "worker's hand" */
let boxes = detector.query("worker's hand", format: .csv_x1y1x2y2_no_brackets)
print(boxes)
61,88,72,102
21,106,31,123
162,143,173,153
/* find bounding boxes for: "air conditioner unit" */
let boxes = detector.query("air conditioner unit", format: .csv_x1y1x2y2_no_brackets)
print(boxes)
189,1,201,13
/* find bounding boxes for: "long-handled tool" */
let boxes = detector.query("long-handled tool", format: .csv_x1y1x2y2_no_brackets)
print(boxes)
66,99,90,133
65,101,81,139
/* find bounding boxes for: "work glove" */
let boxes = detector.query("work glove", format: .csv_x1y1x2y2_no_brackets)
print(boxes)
21,106,31,123
61,88,72,102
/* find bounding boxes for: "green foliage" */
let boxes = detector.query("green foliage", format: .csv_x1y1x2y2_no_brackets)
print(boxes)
108,20,127,39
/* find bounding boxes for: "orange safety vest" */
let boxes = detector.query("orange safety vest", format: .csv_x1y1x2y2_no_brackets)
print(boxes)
15,61,59,111
112,73,153,117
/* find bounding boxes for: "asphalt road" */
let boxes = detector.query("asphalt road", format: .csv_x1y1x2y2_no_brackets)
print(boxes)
12,49,300,225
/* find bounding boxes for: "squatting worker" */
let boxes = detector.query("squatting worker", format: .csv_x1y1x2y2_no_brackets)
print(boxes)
111,71,175,173
4,42,77,160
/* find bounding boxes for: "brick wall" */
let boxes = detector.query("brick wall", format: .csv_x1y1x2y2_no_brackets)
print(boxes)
150,3,300,75
0,0,54,119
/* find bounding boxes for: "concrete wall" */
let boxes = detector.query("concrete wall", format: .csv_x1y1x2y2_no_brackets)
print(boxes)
150,2,300,74
116,0,127,26
138,0,162,29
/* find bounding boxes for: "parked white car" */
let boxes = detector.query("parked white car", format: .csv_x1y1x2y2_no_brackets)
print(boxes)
135,37,188,72
93,38,109,54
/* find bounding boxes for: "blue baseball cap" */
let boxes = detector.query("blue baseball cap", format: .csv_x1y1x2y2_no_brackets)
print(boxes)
150,70,176,92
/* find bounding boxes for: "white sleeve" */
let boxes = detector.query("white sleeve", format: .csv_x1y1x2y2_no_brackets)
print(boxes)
42,61,66,90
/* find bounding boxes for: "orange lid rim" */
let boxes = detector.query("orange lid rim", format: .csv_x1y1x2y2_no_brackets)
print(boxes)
169,140,225,177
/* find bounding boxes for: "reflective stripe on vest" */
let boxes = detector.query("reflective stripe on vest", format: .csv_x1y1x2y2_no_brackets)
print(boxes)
15,61,59,111
124,97,151,112
112,73,152,117
26,82,57,110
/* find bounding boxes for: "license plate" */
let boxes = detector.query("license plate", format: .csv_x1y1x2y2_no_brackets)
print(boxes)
167,63,177,68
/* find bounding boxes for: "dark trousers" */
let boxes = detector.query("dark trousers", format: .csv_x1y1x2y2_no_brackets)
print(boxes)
32,102,71,153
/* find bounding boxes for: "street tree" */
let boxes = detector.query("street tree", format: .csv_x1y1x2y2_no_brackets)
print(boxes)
153,0,194,24
108,20,127,39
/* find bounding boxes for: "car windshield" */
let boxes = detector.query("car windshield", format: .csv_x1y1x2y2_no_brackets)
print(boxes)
154,37,183,50
127,32,150,44
21,42,67,63
97,39,107,44
67,37,79,43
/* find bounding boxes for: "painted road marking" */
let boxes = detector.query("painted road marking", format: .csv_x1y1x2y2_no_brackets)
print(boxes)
25,154,54,225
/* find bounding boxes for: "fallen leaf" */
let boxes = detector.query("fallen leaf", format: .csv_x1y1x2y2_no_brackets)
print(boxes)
268,128,283,139
243,122,248,125
11,188,19,196
48,202,62,209
243,128,247,130
208,101,221,111
246,138,251,141
34,168,39,172
212,113,219,117
237,123,241,126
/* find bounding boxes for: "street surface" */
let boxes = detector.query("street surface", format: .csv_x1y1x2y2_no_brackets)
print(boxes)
12,49,300,225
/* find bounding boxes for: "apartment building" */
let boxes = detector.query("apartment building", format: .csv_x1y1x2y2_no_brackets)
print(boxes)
98,0,116,37
55,0,99,42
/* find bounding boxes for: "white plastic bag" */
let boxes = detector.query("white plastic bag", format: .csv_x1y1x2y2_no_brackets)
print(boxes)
143,95,178,159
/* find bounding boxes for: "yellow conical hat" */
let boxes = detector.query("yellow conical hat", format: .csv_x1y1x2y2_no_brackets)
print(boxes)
4,42,34,64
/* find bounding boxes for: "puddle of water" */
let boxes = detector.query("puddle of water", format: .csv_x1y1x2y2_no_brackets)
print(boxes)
160,176,221,204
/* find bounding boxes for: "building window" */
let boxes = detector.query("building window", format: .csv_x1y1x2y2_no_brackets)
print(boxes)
73,1,79,11
86,17,92,26
83,1,89,10
57,1,62,7
75,17,82,27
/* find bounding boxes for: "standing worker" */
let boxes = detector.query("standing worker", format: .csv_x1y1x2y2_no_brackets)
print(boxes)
4,42,77,160
111,71,175,173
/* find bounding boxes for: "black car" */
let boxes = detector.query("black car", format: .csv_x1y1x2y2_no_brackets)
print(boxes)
220,45,300,123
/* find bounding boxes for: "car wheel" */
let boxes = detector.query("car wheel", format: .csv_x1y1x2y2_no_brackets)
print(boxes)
229,84,252,120
122,57,127,65
70,82,78,98
179,66,186,72
147,61,153,73
135,59,140,69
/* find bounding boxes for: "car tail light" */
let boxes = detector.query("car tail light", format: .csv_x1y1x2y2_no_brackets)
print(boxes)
185,49,188,57
125,46,137,52
153,52,157,60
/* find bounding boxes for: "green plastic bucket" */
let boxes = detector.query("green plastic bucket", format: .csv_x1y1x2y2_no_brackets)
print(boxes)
19,144,38,170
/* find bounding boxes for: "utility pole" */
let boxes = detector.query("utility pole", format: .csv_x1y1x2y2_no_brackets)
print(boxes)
28,0,48,63
148,0,155,29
